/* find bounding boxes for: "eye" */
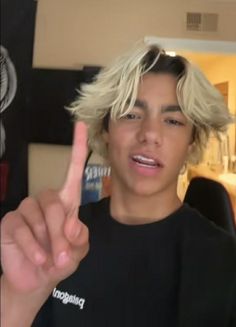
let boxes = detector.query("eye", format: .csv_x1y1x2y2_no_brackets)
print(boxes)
122,113,142,120
165,118,184,126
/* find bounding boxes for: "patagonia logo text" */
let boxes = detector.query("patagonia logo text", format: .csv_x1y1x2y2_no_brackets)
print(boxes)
52,287,85,310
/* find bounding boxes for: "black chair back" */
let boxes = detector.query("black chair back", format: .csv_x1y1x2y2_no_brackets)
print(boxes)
184,177,236,236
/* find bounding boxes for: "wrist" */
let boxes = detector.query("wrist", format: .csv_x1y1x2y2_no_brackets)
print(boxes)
1,275,51,327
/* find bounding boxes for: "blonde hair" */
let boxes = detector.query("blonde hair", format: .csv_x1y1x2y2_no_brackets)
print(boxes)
69,41,234,165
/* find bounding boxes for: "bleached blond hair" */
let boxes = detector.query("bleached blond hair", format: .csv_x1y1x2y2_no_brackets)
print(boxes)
69,41,234,164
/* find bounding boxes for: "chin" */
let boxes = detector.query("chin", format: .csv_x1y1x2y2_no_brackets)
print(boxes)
128,181,163,198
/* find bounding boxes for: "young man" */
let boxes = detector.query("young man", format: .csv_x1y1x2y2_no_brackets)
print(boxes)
1,42,236,327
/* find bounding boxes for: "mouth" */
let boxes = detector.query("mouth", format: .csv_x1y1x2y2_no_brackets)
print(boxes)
131,154,164,169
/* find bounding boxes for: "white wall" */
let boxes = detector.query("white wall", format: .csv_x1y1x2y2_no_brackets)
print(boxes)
33,0,236,68
28,144,105,195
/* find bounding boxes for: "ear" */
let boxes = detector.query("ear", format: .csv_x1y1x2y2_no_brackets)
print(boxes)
187,124,195,153
187,142,194,156
102,129,109,144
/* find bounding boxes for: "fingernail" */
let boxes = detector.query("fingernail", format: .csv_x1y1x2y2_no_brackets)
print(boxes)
56,251,69,267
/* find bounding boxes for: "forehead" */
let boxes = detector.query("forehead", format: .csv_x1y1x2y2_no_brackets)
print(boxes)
138,73,178,100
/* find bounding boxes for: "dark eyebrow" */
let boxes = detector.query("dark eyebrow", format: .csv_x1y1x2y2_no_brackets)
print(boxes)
127,99,182,113
132,99,149,110
161,105,182,113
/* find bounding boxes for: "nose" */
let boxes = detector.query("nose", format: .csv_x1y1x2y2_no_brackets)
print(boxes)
137,117,163,145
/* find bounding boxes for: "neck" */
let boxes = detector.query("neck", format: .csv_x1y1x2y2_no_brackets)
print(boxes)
110,186,182,225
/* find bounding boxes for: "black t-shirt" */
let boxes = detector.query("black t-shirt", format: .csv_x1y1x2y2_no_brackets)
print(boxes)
32,197,236,327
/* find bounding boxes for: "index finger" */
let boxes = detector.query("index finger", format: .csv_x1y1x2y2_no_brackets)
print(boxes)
59,121,88,215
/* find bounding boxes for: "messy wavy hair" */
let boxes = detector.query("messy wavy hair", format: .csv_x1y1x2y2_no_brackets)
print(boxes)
69,41,234,164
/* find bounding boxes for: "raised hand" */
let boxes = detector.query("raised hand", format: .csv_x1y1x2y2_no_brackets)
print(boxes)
1,121,89,294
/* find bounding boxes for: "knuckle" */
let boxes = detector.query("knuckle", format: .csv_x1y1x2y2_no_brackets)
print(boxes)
69,261,80,275
82,242,90,258
76,224,89,246
78,228,90,252
71,243,89,271
1,211,15,223
1,210,19,228
18,196,36,210
76,243,89,264
82,224,89,237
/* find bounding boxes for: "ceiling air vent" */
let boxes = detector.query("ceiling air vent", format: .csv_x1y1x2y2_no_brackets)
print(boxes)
186,12,218,32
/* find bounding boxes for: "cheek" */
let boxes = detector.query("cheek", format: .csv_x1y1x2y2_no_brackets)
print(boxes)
166,136,192,163
105,132,123,157
107,123,133,146
106,129,133,163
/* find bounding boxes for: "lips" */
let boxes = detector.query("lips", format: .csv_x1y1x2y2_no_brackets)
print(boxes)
131,154,164,168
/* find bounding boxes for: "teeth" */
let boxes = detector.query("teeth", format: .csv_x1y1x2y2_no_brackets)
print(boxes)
132,155,157,166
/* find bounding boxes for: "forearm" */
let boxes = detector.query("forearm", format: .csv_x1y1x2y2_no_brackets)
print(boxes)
1,275,50,327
